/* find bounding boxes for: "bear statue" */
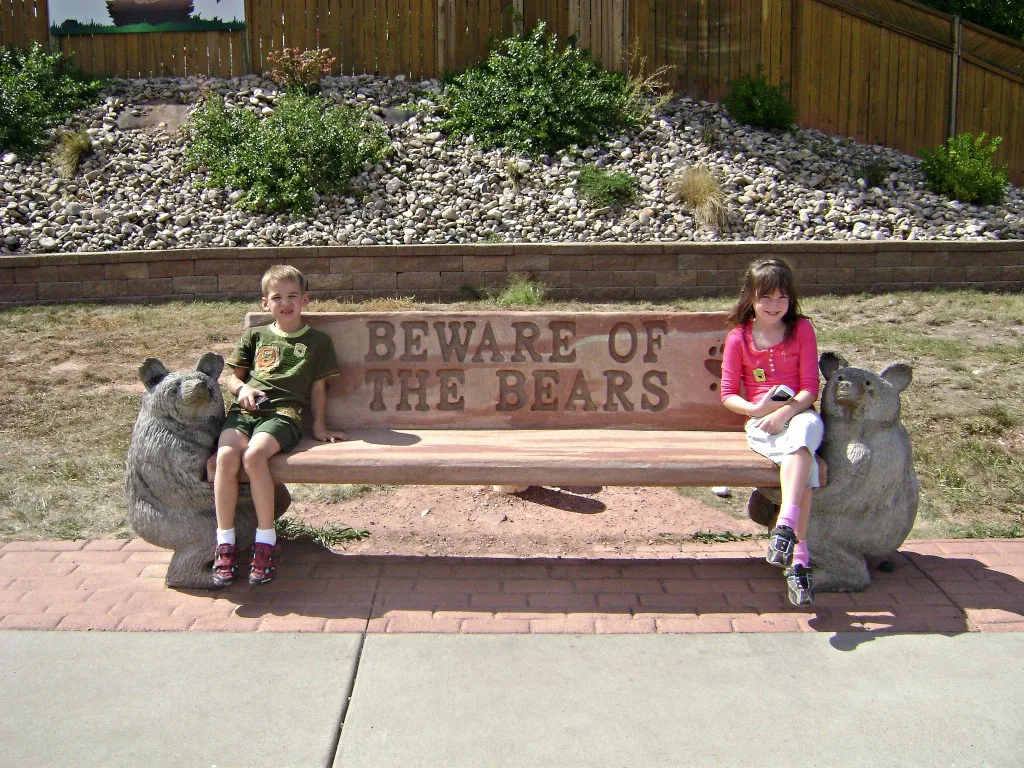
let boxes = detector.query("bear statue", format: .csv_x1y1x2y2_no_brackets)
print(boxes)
747,351,919,592
125,353,290,589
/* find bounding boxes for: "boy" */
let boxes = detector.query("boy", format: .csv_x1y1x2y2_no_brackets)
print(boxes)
210,265,347,587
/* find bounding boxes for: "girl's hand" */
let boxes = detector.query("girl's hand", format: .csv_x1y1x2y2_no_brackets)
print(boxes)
313,426,349,444
748,386,784,418
757,407,790,435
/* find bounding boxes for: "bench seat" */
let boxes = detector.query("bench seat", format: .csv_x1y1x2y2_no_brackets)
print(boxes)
267,429,781,488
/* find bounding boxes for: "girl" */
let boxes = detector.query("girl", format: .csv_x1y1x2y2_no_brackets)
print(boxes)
720,258,823,606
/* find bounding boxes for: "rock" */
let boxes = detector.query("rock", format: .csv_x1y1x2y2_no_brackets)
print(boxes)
39,236,57,251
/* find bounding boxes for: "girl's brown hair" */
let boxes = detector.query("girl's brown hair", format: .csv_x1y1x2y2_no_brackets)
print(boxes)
726,258,803,336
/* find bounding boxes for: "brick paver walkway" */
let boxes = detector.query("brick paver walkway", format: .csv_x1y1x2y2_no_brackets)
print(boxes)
1,539,1022,633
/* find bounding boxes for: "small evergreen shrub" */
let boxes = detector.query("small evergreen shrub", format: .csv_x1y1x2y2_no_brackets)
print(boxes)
670,165,727,232
722,64,795,130
52,128,92,178
919,132,1008,205
264,47,336,94
0,43,100,154
577,166,637,207
441,22,648,155
185,92,390,213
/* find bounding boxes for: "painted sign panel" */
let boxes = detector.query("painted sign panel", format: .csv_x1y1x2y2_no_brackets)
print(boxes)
49,0,245,35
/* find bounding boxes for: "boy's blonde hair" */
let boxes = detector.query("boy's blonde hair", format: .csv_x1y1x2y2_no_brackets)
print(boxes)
261,264,307,296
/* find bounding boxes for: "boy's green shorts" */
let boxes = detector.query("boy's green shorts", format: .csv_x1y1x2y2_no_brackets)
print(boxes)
223,406,302,453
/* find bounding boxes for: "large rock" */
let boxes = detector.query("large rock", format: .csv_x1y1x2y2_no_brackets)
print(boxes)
748,352,919,591
125,353,290,589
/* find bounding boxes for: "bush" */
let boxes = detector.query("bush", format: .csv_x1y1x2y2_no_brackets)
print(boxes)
670,165,727,232
0,43,100,154
919,132,1008,205
722,64,795,130
185,92,390,213
264,47,336,94
577,166,637,207
441,22,647,155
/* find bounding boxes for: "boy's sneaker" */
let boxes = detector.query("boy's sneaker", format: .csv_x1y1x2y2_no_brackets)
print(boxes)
249,542,280,585
211,544,238,587
785,564,814,606
766,525,797,567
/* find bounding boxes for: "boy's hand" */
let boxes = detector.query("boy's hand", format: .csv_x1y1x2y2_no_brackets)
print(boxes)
313,426,349,444
236,384,266,412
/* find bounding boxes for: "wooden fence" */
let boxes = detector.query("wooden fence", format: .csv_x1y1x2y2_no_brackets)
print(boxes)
1,0,1022,183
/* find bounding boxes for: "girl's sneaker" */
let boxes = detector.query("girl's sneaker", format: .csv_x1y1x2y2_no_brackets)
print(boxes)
249,542,280,585
766,525,797,567
784,564,814,606
211,544,238,587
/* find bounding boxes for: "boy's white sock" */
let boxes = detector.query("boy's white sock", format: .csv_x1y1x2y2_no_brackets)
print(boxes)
216,528,236,546
255,527,277,546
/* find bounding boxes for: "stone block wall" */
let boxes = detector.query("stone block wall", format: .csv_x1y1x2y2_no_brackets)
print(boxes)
1,242,1022,308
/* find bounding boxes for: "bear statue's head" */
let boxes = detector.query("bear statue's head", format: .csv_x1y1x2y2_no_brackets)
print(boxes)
819,351,912,425
138,353,225,432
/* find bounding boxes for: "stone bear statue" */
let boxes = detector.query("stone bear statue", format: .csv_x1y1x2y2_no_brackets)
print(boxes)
125,353,290,589
747,352,919,592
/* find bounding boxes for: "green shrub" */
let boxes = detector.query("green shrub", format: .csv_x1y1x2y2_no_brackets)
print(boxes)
919,132,1008,205
440,22,647,155
0,43,100,154
494,274,547,307
722,64,795,130
577,166,637,207
185,92,390,213
264,47,336,94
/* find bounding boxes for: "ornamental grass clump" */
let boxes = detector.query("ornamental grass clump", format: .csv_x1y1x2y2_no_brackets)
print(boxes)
441,22,648,155
184,92,390,213
52,128,92,179
671,165,727,232
919,132,1009,206
0,43,100,154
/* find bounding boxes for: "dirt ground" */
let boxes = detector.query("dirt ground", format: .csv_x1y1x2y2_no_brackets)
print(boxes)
289,484,765,558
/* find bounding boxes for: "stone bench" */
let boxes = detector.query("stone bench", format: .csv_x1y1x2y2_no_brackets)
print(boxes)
241,310,782,489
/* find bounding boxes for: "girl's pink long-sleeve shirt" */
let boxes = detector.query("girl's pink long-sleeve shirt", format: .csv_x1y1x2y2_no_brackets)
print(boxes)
720,317,820,403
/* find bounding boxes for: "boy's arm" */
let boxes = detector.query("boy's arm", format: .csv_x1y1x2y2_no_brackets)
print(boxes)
310,378,348,443
225,366,265,412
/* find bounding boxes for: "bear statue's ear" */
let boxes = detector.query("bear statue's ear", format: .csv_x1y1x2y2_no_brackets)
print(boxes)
880,362,913,393
139,358,169,392
819,351,848,379
197,352,224,380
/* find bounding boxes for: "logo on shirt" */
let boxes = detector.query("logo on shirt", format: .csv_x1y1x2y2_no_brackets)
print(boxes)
753,368,767,383
254,344,280,372
294,343,307,358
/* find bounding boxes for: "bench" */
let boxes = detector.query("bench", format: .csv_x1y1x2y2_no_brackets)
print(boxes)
241,310,782,490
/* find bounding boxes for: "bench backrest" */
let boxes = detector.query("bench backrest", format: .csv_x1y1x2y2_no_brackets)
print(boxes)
243,311,743,431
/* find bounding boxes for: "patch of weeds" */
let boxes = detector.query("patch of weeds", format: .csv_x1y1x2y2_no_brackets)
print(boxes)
483,231,506,243
289,482,390,505
275,517,370,547
493,274,547,307
919,132,1008,205
360,295,421,311
688,530,766,543
670,165,727,231
854,152,893,189
264,47,336,95
52,128,92,179
577,165,637,207
722,64,795,130
454,284,484,301
700,122,719,149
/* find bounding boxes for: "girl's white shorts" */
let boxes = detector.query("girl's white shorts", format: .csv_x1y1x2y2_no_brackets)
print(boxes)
745,410,825,489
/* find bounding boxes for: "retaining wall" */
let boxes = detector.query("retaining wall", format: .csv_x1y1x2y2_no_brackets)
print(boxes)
1,242,1022,308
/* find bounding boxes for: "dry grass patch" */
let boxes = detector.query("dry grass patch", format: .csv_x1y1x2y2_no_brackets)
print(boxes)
670,165,727,232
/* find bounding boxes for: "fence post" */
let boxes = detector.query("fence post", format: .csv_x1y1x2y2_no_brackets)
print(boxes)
437,0,448,76
948,14,961,139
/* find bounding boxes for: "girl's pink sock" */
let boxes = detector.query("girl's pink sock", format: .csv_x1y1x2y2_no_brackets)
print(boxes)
793,539,811,568
776,503,802,533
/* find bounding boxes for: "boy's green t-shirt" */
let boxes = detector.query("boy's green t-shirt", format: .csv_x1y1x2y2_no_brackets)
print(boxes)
227,323,339,426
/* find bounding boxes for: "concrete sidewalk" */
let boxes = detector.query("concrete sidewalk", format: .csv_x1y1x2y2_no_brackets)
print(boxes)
2,631,1023,767
2,538,1023,766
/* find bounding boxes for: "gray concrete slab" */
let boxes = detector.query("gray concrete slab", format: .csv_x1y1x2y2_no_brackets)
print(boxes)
1,632,361,768
336,633,1024,768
